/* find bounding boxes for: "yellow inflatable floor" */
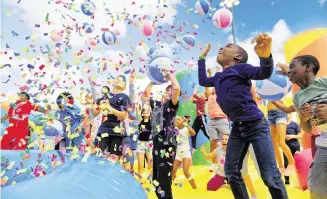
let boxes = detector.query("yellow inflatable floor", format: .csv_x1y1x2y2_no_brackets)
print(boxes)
140,164,310,199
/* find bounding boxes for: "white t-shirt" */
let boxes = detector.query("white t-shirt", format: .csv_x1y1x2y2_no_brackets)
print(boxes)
176,127,191,151
214,147,226,176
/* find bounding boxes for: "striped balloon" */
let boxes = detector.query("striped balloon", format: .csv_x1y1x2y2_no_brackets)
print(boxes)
146,56,174,85
102,31,117,45
181,35,196,50
212,8,233,28
195,0,210,15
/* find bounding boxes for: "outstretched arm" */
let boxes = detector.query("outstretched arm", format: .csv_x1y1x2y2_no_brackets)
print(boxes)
201,146,216,159
238,34,274,80
198,44,217,87
168,74,181,106
144,82,153,98
271,101,296,113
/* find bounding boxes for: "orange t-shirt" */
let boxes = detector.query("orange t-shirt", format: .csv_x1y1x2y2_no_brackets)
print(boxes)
208,94,227,119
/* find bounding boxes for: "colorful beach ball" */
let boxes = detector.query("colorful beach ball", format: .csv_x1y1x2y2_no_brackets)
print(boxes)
83,22,95,33
81,1,96,16
140,20,154,37
255,67,292,101
181,35,196,50
212,8,233,28
43,120,64,137
195,0,210,15
102,31,117,45
147,47,157,58
146,56,174,85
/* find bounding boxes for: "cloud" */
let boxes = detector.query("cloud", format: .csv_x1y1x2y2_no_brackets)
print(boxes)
318,0,326,7
234,19,293,66
4,0,181,47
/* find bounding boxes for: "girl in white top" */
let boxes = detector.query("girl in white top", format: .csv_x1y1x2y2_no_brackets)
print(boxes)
172,116,197,189
201,134,229,191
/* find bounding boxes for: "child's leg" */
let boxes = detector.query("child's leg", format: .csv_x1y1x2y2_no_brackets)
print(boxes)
251,120,288,199
308,147,327,199
276,123,294,166
145,151,153,171
191,116,201,149
207,174,225,191
224,129,250,199
283,152,289,184
137,152,146,178
172,159,182,182
270,125,284,170
182,158,197,189
200,115,210,140
241,151,258,196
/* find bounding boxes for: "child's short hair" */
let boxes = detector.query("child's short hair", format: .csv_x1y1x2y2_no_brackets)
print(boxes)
293,55,320,75
184,115,191,124
237,46,248,63
20,92,30,100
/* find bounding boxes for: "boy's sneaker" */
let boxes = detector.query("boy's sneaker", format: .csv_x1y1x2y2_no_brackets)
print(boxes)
284,165,295,176
209,163,217,172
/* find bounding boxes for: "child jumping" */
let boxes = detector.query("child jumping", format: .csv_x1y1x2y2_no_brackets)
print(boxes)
198,34,288,199
172,116,197,189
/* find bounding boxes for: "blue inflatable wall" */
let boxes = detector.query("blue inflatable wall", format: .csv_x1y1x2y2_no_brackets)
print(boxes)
1,150,147,199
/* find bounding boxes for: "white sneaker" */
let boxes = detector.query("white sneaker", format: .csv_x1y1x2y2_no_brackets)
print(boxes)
209,164,217,172
250,194,258,199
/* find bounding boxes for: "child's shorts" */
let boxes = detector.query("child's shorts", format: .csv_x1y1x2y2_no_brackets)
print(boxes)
98,135,123,155
136,140,153,153
175,147,192,161
267,110,287,126
207,174,227,191
308,146,327,199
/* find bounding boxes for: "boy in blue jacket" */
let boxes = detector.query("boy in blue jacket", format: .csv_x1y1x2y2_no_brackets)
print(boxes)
197,34,288,199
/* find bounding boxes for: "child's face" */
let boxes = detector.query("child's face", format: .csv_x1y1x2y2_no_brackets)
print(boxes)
221,135,229,146
174,117,184,126
216,43,240,65
288,58,307,84
114,76,126,90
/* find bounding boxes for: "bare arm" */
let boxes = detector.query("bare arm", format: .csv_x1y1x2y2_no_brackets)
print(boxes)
186,124,196,136
1,115,9,123
168,74,181,106
144,82,153,98
110,108,128,120
271,101,296,113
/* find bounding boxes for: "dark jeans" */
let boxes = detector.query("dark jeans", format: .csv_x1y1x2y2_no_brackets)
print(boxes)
153,145,176,199
191,115,209,149
284,143,300,184
224,118,288,199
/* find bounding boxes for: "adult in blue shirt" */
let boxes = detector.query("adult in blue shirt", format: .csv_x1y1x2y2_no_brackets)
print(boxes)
197,34,288,199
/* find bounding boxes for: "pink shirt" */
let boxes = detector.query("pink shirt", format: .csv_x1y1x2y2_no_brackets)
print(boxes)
192,94,206,117
208,94,227,119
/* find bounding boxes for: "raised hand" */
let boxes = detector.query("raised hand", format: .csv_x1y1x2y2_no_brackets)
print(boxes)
129,69,136,84
200,44,211,58
251,34,272,58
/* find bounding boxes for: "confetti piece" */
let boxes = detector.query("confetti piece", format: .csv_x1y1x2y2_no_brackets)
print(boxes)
7,161,15,170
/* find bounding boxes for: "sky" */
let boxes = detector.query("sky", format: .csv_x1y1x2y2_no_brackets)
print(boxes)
0,0,326,105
